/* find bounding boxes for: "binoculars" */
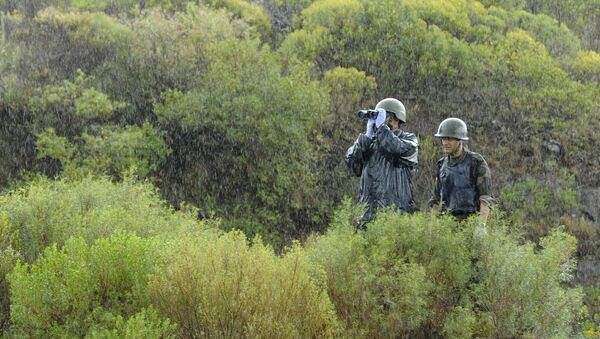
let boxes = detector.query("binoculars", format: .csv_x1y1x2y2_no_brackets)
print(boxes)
357,109,379,120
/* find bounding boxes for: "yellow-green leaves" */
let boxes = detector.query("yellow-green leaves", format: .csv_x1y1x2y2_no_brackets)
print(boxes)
568,50,600,83
406,0,473,38
301,0,361,31
35,128,74,165
149,232,340,338
29,70,118,123
324,66,376,114
8,234,176,338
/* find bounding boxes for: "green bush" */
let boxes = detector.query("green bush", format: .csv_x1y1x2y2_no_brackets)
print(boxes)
0,174,207,334
499,171,580,239
304,201,472,337
582,286,600,337
36,122,170,180
472,224,585,337
28,70,169,181
11,7,133,83
0,176,204,264
36,123,170,179
154,37,328,245
86,308,176,339
28,70,121,134
567,50,600,83
304,202,584,337
0,246,18,333
148,231,340,338
79,122,171,179
205,0,272,39
8,233,175,337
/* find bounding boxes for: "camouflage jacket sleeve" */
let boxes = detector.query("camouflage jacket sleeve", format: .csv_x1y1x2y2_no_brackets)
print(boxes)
472,152,494,207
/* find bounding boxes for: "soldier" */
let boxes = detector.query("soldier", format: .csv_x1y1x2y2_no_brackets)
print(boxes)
429,118,493,223
346,98,419,226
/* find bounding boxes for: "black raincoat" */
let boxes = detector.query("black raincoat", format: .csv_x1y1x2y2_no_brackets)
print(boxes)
346,124,419,222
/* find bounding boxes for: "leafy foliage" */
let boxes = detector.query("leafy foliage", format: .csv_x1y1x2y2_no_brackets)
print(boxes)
305,203,584,337
28,70,119,133
473,224,585,337
0,176,205,263
206,0,272,39
29,71,170,180
0,246,17,333
36,122,170,179
10,7,133,84
8,233,176,338
0,0,598,334
304,203,435,337
148,231,340,338
500,171,580,239
101,5,256,123
567,50,600,83
154,37,328,244
0,176,207,335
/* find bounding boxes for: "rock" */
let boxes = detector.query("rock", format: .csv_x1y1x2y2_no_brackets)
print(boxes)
541,139,561,155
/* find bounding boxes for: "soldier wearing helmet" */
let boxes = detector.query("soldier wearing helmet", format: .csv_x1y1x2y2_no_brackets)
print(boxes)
346,98,418,226
429,118,493,223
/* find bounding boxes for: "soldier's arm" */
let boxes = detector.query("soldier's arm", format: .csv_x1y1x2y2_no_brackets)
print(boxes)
428,159,443,208
479,203,490,223
345,134,374,176
376,125,418,160
474,154,493,222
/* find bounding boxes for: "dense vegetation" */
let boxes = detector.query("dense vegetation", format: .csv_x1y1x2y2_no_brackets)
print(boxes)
0,0,598,336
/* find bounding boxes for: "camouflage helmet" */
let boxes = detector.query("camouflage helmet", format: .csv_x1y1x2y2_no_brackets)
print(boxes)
435,118,469,140
375,98,406,122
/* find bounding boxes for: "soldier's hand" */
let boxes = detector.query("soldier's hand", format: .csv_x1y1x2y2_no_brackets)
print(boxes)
365,119,376,138
375,108,386,127
474,223,488,238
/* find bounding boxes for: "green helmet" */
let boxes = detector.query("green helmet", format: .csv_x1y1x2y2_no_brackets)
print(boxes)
375,98,406,122
435,118,469,140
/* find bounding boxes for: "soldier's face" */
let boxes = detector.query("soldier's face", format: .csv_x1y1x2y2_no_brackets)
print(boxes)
441,138,462,156
386,113,400,130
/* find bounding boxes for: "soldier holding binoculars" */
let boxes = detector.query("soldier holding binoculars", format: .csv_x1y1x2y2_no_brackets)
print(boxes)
345,98,419,226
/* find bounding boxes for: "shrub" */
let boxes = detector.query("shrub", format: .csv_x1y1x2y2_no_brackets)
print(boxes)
304,201,584,337
29,71,170,181
36,122,170,180
11,7,133,84
0,175,207,334
8,233,175,337
499,171,580,239
304,201,473,337
154,37,328,245
86,308,176,339
0,246,18,333
442,306,478,339
472,223,585,337
206,0,272,39
0,175,205,263
148,231,340,338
